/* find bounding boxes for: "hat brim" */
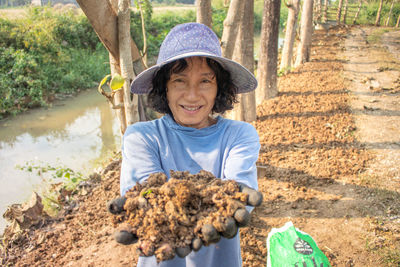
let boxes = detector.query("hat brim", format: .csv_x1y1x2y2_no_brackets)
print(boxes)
130,52,258,95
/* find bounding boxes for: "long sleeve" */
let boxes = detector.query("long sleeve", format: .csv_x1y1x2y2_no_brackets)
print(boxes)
119,115,260,267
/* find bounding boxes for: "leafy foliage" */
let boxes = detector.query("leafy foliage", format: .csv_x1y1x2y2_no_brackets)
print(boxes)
130,8,196,58
0,6,108,119
1,2,294,119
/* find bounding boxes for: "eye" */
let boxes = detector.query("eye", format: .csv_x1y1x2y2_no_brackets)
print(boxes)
175,77,186,83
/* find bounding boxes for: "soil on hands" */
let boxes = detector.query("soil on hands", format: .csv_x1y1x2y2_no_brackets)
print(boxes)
113,170,248,262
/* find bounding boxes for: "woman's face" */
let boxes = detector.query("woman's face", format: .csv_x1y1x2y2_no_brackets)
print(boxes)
166,57,218,129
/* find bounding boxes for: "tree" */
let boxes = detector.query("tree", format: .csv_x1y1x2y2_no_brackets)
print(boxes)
315,0,322,23
375,0,384,26
336,0,344,24
238,0,257,122
280,0,300,73
385,0,395,26
196,0,212,28
108,0,127,134
342,0,348,24
220,0,245,59
353,0,362,25
256,0,281,105
294,0,314,68
76,0,144,134
396,13,400,27
323,0,329,23
225,0,256,122
119,0,139,126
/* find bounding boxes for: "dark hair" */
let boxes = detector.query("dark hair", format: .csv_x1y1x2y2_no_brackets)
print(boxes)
148,57,238,115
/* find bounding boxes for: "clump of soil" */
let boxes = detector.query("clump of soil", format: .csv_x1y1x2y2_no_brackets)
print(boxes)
112,170,248,262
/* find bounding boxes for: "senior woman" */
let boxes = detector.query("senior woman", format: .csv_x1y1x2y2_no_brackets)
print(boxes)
119,22,260,267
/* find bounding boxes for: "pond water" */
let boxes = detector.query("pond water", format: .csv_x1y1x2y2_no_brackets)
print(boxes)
0,88,121,233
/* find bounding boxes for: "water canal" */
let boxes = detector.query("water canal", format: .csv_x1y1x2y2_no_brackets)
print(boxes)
0,88,121,233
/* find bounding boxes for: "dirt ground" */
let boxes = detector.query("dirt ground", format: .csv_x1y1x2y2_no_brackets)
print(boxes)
1,25,399,267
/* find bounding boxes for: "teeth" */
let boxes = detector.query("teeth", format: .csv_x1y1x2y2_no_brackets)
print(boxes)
183,106,200,111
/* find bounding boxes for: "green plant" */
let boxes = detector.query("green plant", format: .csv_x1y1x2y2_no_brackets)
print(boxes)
353,1,400,26
97,73,125,108
0,7,109,119
134,9,195,58
211,7,227,37
16,161,87,215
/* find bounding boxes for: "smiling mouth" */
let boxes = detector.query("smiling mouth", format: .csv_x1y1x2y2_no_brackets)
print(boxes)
181,105,201,111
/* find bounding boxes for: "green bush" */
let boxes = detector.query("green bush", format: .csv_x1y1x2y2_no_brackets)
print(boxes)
211,7,227,37
0,6,108,119
0,3,297,119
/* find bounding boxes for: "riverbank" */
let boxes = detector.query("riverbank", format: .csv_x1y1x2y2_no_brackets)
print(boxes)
0,87,121,234
1,24,400,266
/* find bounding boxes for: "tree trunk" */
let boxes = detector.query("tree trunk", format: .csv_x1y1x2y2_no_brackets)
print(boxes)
315,0,322,23
138,1,148,66
323,0,329,23
108,0,126,136
342,0,348,24
294,0,314,68
240,0,256,122
353,0,362,25
226,0,256,122
256,0,281,105
196,0,212,28
336,0,344,24
280,0,300,72
75,0,142,68
375,0,384,26
220,0,245,59
76,0,146,133
118,0,139,126
385,0,395,26
396,14,400,27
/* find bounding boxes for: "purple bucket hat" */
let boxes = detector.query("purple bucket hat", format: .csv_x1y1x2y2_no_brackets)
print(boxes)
130,22,257,95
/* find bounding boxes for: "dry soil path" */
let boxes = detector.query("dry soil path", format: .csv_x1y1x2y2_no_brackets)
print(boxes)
342,26,400,191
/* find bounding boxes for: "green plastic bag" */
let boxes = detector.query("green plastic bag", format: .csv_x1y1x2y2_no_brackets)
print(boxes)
266,221,332,267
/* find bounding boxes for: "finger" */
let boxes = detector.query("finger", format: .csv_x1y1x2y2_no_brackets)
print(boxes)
107,196,127,214
139,240,155,256
155,243,175,260
221,217,238,239
114,230,138,245
175,246,192,258
201,224,221,244
191,237,203,251
247,190,263,206
238,184,263,207
233,208,250,227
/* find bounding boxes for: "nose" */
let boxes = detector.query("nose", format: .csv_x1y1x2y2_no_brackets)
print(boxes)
185,83,200,101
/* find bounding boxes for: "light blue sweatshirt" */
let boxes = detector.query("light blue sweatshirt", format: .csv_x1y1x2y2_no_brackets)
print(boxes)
120,114,260,267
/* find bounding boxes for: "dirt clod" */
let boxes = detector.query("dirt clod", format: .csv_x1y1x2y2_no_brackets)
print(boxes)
112,170,249,262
